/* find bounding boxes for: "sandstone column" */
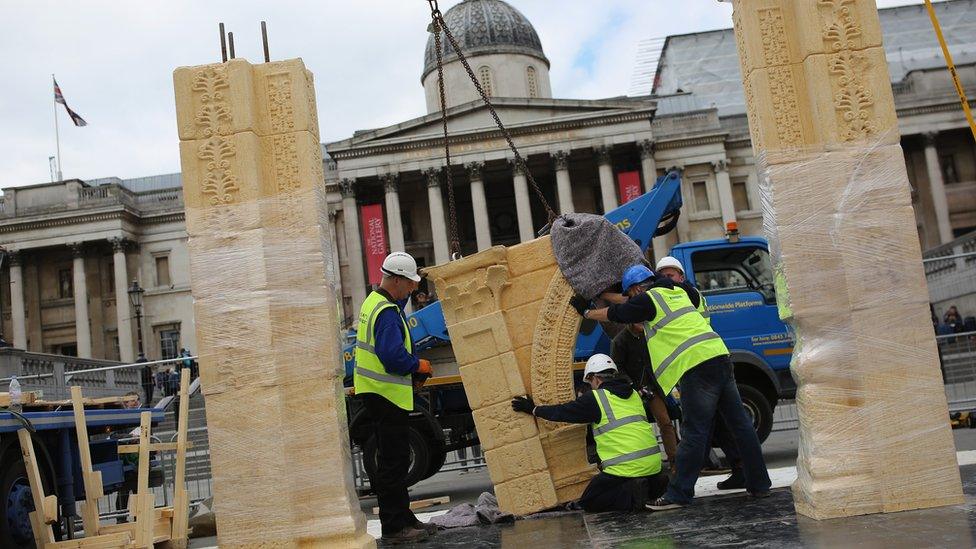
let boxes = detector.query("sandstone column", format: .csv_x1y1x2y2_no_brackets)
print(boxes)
425,168,451,264
382,173,406,252
467,162,492,251
110,238,135,363
713,159,737,227
595,146,618,212
174,58,373,548
510,160,534,243
553,151,574,214
922,132,954,244
340,178,368,311
69,243,92,358
639,139,658,193
8,252,26,350
731,0,962,519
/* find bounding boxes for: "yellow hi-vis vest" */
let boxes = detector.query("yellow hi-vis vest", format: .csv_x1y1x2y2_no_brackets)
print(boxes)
592,388,662,478
644,286,728,396
696,290,711,326
354,291,414,411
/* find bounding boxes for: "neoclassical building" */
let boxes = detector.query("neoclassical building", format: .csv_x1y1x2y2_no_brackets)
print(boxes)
1,0,973,359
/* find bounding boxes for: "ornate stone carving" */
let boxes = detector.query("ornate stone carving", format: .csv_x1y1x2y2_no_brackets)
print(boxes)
552,151,569,171
758,8,789,66
6,251,20,267
922,131,939,147
339,178,357,199
465,162,484,181
638,140,656,160
424,168,442,188
507,158,526,176
266,72,296,134
819,0,877,141
595,146,612,166
381,173,400,194
712,159,729,173
191,66,239,206
530,272,581,434
109,237,129,254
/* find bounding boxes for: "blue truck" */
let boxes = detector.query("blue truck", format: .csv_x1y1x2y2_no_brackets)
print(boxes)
345,171,795,488
0,404,165,546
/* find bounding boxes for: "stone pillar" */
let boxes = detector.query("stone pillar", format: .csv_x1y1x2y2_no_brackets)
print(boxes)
639,139,658,193
8,252,26,350
382,173,406,252
110,237,135,363
553,151,574,214
69,243,92,358
340,178,368,311
510,160,534,243
922,132,954,244
467,162,492,251
174,58,372,547
425,168,451,264
713,159,737,227
595,146,618,212
670,166,691,242
731,0,962,519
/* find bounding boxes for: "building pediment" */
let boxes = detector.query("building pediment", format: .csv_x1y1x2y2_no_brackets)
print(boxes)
327,96,656,160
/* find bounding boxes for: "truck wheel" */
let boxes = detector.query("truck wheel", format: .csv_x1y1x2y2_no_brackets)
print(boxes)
362,427,431,489
738,384,774,443
423,443,447,481
0,457,44,548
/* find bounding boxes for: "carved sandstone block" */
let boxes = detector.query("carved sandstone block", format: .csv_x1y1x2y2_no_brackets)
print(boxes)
459,352,525,409
484,437,548,485
506,236,556,277
451,312,513,365
494,471,559,517
471,400,539,451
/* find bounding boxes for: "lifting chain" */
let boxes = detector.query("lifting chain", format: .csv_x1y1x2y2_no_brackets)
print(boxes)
427,0,558,260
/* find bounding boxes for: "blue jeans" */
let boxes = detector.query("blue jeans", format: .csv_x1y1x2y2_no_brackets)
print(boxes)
666,356,771,503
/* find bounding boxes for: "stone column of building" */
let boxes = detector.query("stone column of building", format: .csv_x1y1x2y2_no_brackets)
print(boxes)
8,252,27,350
731,0,962,519
595,146,618,212
424,168,451,264
110,238,136,362
509,160,535,242
922,132,954,244
670,166,691,242
382,173,406,253
553,151,575,214
466,162,492,251
639,140,658,193
340,179,368,311
713,159,737,227
69,243,93,358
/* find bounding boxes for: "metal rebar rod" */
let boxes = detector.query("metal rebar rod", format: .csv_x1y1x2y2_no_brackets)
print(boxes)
219,23,227,63
228,31,236,59
261,21,270,62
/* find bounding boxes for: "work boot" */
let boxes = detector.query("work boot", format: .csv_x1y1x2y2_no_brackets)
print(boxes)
381,526,428,545
415,520,438,535
646,496,687,512
717,468,745,490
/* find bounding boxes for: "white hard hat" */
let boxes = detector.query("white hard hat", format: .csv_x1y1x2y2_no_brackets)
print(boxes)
381,252,421,282
655,256,685,275
584,353,618,379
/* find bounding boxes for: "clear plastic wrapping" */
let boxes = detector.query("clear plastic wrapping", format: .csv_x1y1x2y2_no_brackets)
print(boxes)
756,135,964,518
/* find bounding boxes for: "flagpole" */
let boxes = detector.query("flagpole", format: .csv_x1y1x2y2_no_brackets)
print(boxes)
52,74,63,181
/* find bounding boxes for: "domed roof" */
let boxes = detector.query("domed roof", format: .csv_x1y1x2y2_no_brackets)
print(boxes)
423,0,549,80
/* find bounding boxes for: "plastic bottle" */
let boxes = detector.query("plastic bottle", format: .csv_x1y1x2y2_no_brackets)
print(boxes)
9,376,22,413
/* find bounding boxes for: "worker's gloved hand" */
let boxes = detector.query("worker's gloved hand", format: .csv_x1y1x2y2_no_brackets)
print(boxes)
511,395,536,415
417,359,433,376
569,295,590,317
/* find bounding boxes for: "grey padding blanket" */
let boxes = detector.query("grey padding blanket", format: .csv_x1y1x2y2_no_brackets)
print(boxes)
550,213,646,300
429,492,515,529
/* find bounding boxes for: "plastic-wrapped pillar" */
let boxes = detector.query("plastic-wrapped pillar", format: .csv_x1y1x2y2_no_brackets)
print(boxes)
730,0,962,519
174,58,374,547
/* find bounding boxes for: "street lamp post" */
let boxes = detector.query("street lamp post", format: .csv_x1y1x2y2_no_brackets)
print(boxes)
127,279,146,360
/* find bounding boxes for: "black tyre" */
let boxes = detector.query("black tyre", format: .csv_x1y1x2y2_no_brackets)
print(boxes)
362,427,431,489
423,442,447,481
0,454,49,548
738,384,774,443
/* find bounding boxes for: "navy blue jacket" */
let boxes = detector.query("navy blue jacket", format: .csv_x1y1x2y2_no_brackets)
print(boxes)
372,288,420,376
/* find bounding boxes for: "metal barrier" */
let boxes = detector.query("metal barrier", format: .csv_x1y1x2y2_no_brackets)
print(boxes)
940,330,976,411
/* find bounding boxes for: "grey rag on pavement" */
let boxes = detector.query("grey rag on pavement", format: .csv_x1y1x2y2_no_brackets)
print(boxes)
428,492,515,529
550,213,646,300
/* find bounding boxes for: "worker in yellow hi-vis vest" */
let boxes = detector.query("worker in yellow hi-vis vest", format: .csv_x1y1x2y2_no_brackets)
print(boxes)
354,252,435,544
512,354,668,512
572,263,771,511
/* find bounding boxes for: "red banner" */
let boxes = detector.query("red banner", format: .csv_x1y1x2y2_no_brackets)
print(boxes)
617,171,642,204
360,203,388,285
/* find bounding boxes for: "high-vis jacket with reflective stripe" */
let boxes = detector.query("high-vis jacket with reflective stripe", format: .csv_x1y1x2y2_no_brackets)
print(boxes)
592,388,662,477
354,291,414,410
643,287,728,396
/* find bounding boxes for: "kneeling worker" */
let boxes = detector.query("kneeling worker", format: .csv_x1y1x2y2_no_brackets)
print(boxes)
511,354,667,512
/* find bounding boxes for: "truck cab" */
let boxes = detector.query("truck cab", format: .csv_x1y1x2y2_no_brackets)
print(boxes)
669,232,795,441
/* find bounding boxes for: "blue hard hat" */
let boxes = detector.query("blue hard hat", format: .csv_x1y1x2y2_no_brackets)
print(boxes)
622,264,654,293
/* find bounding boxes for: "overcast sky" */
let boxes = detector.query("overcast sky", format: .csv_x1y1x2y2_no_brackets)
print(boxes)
0,0,927,188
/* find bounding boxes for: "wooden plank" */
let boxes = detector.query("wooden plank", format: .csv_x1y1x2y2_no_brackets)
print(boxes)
117,441,194,454
70,386,103,537
47,531,134,548
0,390,40,407
169,368,191,548
134,411,154,548
372,495,450,515
16,429,56,545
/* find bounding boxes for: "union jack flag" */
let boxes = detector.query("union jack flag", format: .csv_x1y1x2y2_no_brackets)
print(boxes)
53,77,87,127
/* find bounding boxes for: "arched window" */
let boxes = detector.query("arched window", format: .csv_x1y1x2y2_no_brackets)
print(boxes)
526,66,538,98
478,66,494,96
